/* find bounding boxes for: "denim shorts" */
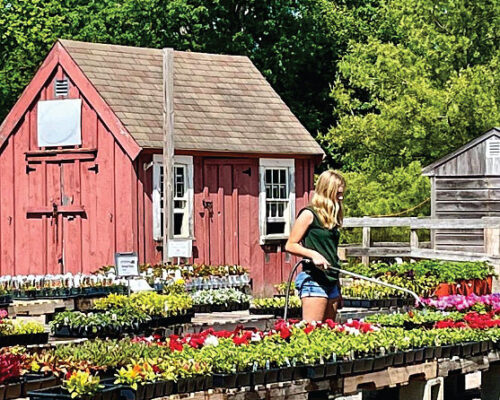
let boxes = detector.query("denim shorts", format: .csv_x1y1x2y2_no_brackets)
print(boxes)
295,271,340,299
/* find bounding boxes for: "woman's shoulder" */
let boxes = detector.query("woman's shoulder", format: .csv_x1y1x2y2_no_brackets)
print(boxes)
297,207,315,221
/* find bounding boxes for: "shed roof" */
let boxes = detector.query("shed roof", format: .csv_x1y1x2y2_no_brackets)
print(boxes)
59,39,324,156
422,127,500,176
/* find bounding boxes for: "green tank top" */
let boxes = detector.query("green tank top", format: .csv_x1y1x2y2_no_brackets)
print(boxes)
299,207,340,286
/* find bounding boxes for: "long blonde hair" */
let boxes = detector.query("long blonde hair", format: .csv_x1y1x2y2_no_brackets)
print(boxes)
310,170,346,229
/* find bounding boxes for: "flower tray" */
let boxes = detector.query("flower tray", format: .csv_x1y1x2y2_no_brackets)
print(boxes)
324,361,338,378
0,332,49,348
306,364,325,380
338,360,354,376
193,302,250,314
0,294,12,304
343,297,413,309
236,372,252,387
352,358,374,374
393,352,405,366
249,307,301,318
278,366,294,381
22,374,58,396
212,373,238,389
3,380,22,400
28,385,119,400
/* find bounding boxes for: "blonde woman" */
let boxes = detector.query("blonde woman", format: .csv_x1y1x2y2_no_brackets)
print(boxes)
285,170,345,322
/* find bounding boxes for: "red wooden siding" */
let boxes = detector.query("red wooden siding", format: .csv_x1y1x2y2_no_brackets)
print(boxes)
0,58,140,275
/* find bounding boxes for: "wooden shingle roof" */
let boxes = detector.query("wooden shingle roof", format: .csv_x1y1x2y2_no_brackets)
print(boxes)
59,40,324,155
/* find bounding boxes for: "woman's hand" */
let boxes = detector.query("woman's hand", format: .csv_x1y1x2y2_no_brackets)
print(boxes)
311,252,329,270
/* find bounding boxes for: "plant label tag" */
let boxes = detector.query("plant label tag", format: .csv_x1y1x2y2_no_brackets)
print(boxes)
115,252,139,277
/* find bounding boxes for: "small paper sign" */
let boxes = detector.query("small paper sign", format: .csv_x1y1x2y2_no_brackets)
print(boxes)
167,239,192,258
115,252,139,277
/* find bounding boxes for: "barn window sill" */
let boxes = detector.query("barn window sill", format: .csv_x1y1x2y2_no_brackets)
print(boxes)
259,235,289,245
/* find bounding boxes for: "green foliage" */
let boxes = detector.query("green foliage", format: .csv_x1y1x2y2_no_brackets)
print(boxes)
63,370,103,399
322,0,500,173
0,0,382,138
345,260,495,283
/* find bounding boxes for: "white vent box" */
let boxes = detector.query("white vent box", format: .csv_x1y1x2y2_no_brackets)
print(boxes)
37,99,82,147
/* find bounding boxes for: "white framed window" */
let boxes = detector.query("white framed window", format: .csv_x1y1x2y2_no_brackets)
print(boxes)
259,158,295,244
152,155,193,241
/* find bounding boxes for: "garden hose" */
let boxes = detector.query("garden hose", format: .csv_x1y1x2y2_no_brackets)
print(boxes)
283,260,424,321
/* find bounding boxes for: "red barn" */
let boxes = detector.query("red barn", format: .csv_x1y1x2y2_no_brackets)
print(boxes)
0,40,323,295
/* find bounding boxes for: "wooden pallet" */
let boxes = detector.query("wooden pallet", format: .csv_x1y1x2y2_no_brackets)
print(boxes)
11,298,75,316
438,353,495,377
342,361,437,395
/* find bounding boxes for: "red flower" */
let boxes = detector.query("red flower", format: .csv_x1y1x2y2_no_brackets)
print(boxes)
232,331,252,346
279,326,292,340
324,319,337,329
303,325,315,334
168,335,184,352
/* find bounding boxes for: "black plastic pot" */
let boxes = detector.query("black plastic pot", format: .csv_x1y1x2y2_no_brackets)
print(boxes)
0,385,5,400
143,383,155,400
360,300,371,308
4,381,21,400
432,346,442,359
481,340,492,353
393,352,404,366
278,367,294,382
384,353,395,368
22,375,57,396
176,377,196,393
306,364,325,380
204,375,213,391
292,366,307,380
441,345,452,359
338,360,353,376
324,362,338,378
461,342,473,357
27,385,118,400
413,348,424,363
472,341,481,356
404,349,415,364
252,370,266,385
153,382,166,398
372,355,387,371
194,375,206,392
236,372,252,387
352,358,374,374
265,368,280,384
424,347,435,360
212,373,237,389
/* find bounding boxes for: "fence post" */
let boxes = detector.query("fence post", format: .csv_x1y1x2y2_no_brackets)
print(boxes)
362,227,371,266
410,229,419,250
483,217,500,292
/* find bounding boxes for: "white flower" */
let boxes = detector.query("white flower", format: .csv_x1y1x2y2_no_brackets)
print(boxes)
251,332,262,342
204,335,219,347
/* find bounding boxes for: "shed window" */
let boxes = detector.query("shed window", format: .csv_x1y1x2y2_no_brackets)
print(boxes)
259,159,295,244
152,155,193,240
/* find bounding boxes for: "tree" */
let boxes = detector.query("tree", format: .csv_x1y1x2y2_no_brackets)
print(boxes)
0,0,381,137
319,0,499,219
321,0,500,173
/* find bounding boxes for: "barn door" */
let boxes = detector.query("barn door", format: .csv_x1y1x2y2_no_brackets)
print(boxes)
26,155,95,274
202,160,257,265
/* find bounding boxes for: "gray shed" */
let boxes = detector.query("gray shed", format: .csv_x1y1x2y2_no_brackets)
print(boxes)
422,127,500,252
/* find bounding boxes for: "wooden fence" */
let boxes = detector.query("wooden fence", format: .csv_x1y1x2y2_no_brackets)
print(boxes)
338,216,500,268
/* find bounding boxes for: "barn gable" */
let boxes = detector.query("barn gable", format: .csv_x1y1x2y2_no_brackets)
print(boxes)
422,127,500,177
0,41,141,160
0,42,143,276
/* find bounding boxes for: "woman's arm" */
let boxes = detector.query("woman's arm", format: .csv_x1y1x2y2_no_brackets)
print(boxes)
285,210,329,269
